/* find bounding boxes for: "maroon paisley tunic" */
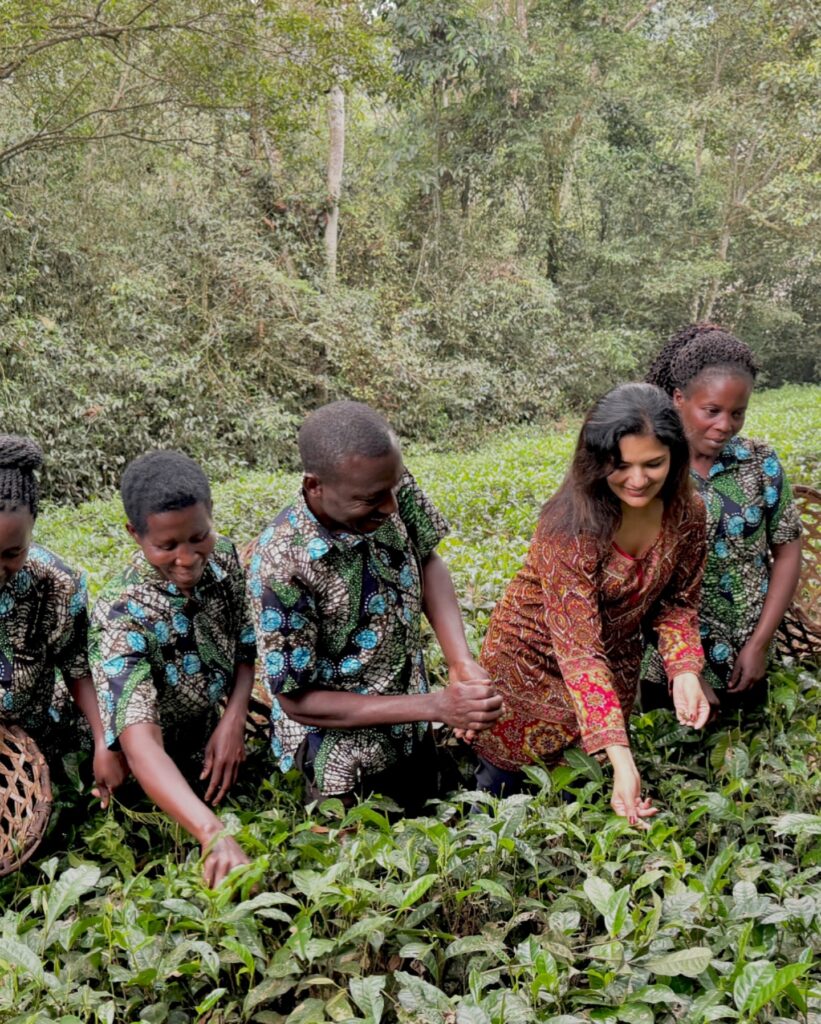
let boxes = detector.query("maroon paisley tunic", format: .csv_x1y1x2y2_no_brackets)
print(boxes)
474,494,707,772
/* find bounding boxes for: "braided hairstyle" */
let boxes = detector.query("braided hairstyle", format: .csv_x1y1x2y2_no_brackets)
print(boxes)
121,450,212,535
0,435,43,519
646,323,758,396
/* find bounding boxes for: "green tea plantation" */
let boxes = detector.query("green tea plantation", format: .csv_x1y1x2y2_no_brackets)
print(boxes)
1,385,818,1024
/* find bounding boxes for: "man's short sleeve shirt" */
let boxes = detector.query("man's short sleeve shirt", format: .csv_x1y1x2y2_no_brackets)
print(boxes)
248,470,449,795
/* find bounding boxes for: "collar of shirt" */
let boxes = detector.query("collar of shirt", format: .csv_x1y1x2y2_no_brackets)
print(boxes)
695,436,751,482
129,548,227,601
286,489,378,561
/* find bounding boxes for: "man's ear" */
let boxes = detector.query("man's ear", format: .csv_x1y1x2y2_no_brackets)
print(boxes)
125,521,140,542
303,472,321,498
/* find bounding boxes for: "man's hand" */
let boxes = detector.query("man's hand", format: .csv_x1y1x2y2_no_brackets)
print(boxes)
201,713,246,805
606,745,658,827
728,641,768,693
91,747,130,809
201,831,251,888
447,660,495,742
671,672,712,729
433,679,503,735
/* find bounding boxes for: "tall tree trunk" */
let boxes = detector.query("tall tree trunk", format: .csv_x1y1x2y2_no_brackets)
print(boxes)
512,0,528,39
325,83,345,286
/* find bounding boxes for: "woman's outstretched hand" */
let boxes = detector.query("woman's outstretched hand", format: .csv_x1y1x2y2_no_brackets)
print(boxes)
671,672,713,729
606,744,659,827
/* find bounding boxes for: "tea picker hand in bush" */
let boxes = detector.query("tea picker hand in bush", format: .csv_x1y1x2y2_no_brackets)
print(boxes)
642,323,802,712
473,384,712,823
0,434,128,802
247,401,502,813
90,451,257,888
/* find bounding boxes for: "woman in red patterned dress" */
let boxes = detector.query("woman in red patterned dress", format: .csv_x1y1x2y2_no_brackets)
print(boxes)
473,383,713,824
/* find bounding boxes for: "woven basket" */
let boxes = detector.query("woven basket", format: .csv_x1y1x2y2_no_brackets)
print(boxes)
0,724,53,877
776,484,820,662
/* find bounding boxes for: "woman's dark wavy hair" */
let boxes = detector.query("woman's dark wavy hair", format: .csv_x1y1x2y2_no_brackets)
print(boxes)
541,383,691,549
645,322,758,396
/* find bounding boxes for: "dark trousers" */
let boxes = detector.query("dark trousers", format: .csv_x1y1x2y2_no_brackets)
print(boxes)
474,757,524,797
295,727,451,817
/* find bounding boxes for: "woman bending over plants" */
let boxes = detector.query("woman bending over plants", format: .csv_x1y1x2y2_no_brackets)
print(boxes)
0,434,126,799
641,323,802,712
90,451,257,887
473,383,712,822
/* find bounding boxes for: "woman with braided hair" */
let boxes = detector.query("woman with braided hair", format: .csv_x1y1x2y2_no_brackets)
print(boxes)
642,323,802,710
0,434,127,802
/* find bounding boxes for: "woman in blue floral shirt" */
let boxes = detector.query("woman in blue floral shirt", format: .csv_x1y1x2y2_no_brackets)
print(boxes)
642,324,802,708
0,434,125,799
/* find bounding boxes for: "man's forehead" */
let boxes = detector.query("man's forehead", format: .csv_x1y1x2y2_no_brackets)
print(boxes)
331,449,403,489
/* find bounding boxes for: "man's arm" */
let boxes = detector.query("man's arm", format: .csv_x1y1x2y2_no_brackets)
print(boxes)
421,552,489,682
278,682,501,732
119,722,250,887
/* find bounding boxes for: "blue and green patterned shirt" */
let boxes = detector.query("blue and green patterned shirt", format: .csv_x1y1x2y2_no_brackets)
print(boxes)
0,544,90,757
645,436,801,690
248,471,448,795
91,536,256,750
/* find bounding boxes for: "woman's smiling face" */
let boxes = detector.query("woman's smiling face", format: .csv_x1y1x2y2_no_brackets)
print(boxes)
606,433,671,509
127,501,216,595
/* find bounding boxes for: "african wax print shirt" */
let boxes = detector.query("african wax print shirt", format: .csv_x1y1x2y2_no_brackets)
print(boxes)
248,471,449,796
474,494,706,773
91,536,256,751
644,436,801,691
0,544,90,751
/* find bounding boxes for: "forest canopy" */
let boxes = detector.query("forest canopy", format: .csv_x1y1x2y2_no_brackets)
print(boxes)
0,0,818,501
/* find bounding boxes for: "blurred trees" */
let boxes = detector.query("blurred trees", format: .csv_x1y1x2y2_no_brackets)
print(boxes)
0,0,817,500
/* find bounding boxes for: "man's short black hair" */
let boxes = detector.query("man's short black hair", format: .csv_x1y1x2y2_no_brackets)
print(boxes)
121,450,212,535
298,401,398,479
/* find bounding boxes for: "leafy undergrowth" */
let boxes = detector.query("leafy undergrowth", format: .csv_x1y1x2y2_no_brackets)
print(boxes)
4,383,818,1022
0,666,818,1023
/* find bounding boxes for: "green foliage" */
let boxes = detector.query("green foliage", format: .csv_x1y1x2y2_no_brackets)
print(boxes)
0,668,818,1022
5,394,820,1020
1,0,818,503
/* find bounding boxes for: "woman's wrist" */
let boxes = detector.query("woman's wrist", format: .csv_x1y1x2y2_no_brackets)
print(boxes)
605,744,634,770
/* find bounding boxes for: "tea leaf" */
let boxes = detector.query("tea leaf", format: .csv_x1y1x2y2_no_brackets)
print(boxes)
349,974,386,1023
644,946,713,978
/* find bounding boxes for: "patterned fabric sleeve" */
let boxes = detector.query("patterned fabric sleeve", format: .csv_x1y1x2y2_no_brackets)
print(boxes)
53,567,92,682
90,600,160,749
651,497,707,683
535,530,629,753
251,571,319,698
225,541,257,665
397,471,449,559
758,445,802,546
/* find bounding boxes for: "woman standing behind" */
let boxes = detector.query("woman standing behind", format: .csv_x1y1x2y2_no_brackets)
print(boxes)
642,323,802,708
0,435,127,804
473,384,712,823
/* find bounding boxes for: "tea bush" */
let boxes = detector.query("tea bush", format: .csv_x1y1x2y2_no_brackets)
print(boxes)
2,384,818,1023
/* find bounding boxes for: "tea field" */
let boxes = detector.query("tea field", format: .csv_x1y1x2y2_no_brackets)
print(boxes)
2,384,819,1024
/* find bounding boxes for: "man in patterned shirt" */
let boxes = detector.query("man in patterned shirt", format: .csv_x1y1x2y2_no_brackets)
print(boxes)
248,401,502,811
91,451,257,887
